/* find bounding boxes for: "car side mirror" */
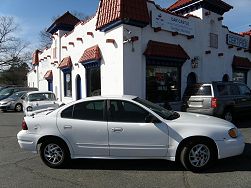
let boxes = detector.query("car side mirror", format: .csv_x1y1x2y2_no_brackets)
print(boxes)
145,114,161,123
21,96,25,100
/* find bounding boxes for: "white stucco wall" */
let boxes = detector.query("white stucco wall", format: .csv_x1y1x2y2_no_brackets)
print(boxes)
27,2,251,106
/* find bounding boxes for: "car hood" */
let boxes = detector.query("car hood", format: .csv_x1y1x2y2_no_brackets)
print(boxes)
169,112,235,129
0,98,13,104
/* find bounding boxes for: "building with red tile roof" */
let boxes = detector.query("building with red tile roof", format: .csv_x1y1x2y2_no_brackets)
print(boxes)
27,0,251,109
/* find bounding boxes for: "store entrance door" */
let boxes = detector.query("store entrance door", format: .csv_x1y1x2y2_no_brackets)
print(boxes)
76,75,82,100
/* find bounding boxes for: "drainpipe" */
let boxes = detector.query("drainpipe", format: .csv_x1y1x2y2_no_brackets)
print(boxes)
36,66,39,90
58,30,62,101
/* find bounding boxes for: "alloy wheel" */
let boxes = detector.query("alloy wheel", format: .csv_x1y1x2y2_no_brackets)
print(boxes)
188,144,210,168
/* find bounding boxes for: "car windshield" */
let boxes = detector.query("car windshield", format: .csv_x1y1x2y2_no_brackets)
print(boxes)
0,88,14,96
8,92,25,100
28,93,56,102
133,97,179,120
184,85,212,96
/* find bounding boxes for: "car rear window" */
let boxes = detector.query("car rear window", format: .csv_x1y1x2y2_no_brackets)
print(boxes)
184,85,212,96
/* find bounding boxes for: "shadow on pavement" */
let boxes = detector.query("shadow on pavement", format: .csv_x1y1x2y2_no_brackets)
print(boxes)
67,143,251,173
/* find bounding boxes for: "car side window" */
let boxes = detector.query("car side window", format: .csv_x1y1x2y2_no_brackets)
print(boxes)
217,84,230,96
72,100,105,121
61,105,74,119
109,100,149,123
230,85,240,95
239,85,251,96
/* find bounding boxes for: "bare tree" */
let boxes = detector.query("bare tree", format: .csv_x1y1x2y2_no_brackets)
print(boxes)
0,16,30,70
39,11,90,49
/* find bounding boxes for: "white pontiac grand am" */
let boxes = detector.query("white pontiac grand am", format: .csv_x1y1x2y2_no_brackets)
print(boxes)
17,96,245,172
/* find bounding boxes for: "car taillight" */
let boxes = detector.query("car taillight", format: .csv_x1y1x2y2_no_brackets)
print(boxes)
211,97,217,108
22,119,28,130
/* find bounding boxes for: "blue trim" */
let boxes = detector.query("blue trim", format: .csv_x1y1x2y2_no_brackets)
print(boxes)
76,75,82,100
100,19,148,32
48,80,53,92
47,23,75,34
81,60,101,69
62,68,71,73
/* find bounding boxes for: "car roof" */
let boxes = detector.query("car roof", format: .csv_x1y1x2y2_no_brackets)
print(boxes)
83,95,137,101
27,91,55,95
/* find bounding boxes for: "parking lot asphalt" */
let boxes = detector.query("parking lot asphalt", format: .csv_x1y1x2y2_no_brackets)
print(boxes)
0,111,250,188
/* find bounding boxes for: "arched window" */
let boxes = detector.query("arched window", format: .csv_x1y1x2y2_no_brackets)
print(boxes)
187,72,197,86
222,74,229,82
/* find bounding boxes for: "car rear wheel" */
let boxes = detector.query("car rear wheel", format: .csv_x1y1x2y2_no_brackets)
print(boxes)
180,140,215,172
40,140,69,168
15,103,23,112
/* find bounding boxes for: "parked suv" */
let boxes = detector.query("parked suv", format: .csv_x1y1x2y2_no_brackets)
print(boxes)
182,82,251,122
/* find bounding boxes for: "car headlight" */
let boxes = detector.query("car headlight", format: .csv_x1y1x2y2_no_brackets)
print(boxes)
27,106,33,112
228,128,238,138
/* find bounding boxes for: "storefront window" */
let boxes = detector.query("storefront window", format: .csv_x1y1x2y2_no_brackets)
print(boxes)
146,65,181,103
86,67,101,97
233,70,247,84
63,70,72,97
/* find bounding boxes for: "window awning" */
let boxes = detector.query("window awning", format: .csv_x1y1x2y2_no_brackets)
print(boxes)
79,45,101,64
58,56,72,69
44,70,53,80
232,56,251,69
144,40,190,61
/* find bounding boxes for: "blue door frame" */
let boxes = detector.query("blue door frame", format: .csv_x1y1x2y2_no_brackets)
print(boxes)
48,80,53,92
76,75,82,100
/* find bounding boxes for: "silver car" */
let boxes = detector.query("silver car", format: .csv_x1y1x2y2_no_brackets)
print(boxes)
23,91,62,115
0,91,27,112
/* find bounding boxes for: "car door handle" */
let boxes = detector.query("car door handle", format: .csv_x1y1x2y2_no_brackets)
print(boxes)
111,128,123,132
241,98,247,102
64,125,72,129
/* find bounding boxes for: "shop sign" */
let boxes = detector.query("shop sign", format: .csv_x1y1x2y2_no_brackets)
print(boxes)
226,34,248,49
152,9,195,36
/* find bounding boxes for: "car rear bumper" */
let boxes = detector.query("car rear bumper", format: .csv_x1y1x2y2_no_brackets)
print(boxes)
186,108,215,116
216,135,245,159
17,130,38,153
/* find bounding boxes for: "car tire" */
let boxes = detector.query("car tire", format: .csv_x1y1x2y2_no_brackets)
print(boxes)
223,109,233,122
40,139,70,168
180,140,215,172
15,103,23,112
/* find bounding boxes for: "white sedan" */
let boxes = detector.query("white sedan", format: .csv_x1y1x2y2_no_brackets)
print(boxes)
17,96,245,172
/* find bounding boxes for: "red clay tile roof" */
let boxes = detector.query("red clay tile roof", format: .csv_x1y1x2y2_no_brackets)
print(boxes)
168,0,192,11
232,56,251,69
144,40,190,60
47,11,80,34
44,70,53,80
167,0,232,13
58,56,72,69
32,50,41,66
96,0,149,30
79,45,101,63
240,30,251,36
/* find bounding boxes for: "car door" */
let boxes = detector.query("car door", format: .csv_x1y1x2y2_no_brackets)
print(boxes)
57,100,109,156
238,84,251,115
108,100,169,157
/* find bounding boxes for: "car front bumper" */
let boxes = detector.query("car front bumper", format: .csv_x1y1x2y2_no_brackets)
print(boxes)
216,134,245,159
17,130,39,153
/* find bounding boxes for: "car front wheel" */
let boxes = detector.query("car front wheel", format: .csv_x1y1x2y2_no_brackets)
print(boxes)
40,140,69,168
180,141,215,172
15,103,23,112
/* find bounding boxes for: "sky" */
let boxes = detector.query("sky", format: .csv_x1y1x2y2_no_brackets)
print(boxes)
0,0,250,51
